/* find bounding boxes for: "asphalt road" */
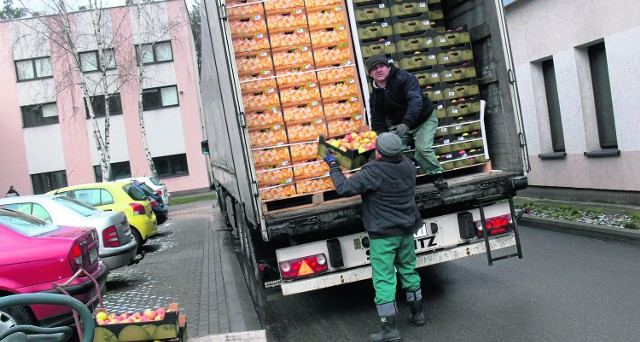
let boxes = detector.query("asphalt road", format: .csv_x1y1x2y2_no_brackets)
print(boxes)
261,226,640,342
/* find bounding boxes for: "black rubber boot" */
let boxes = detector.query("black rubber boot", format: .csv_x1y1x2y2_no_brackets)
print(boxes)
433,174,448,189
369,302,401,342
406,290,425,326
408,299,425,326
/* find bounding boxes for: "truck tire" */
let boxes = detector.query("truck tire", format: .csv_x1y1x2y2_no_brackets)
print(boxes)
0,306,35,334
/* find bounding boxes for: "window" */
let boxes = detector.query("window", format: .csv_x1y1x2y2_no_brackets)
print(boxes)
94,161,132,182
137,41,173,64
15,57,53,81
542,59,565,152
79,49,116,72
142,86,179,110
85,93,123,118
588,43,617,149
31,170,68,195
73,189,114,207
21,102,59,128
2,203,53,222
153,154,189,177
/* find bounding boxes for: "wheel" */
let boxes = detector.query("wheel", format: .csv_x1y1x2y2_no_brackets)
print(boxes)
130,228,146,253
0,306,35,334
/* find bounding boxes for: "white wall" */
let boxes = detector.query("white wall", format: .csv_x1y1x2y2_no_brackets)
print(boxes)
506,0,640,192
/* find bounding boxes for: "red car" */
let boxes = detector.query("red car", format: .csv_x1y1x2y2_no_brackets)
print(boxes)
0,208,108,330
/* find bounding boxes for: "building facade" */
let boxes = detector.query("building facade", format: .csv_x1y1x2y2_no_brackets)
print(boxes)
0,0,209,195
505,0,639,201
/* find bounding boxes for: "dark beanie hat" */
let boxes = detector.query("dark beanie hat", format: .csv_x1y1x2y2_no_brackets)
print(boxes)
376,132,402,158
365,54,389,73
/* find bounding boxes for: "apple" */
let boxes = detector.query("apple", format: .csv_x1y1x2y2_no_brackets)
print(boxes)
96,312,108,321
144,309,157,320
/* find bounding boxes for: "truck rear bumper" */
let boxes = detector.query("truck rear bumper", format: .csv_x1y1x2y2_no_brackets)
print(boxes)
280,234,516,296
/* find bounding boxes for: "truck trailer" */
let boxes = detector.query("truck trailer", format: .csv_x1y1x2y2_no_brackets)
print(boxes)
199,0,529,299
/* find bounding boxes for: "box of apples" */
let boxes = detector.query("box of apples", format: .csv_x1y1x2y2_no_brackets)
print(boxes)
93,303,186,342
317,130,379,169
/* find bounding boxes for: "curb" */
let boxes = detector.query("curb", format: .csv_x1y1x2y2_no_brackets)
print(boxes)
520,215,640,247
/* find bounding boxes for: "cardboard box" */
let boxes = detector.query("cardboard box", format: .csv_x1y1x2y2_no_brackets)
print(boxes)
313,44,352,68
93,304,184,342
395,34,436,53
246,108,284,129
242,90,280,112
316,65,356,84
256,166,294,187
354,3,391,24
311,26,349,47
320,81,359,101
390,1,429,17
235,51,274,75
270,29,311,49
323,98,362,119
437,44,473,65
439,63,477,83
442,80,480,100
391,12,431,37
259,184,296,201
267,9,307,31
295,176,335,194
396,50,439,71
414,67,441,86
248,125,288,148
264,0,304,12
279,84,321,105
326,114,365,137
357,21,393,41
286,119,328,143
227,1,264,19
360,39,397,58
252,146,291,167
307,5,347,29
283,103,324,122
434,27,470,47
272,46,314,69
228,15,267,36
232,33,271,53
240,77,277,94
290,141,321,161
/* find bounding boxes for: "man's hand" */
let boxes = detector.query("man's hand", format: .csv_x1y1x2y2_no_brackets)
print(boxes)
389,123,409,137
324,152,337,166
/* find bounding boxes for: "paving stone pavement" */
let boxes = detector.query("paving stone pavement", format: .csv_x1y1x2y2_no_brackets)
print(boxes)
103,200,263,338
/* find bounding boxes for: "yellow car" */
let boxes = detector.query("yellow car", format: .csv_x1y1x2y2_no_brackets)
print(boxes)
48,181,157,251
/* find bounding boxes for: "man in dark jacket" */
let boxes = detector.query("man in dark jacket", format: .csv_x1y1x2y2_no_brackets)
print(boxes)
325,133,425,342
5,185,19,197
366,54,447,189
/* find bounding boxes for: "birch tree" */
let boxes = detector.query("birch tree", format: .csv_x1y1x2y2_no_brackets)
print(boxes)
130,0,185,179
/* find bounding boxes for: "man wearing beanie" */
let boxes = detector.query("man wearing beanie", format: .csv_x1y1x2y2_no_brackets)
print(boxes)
324,132,425,342
365,53,448,189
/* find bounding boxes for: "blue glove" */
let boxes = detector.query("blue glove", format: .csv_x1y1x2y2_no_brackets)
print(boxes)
389,123,409,137
324,152,337,166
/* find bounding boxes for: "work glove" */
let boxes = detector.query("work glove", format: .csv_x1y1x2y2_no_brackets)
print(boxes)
324,152,337,166
389,123,409,137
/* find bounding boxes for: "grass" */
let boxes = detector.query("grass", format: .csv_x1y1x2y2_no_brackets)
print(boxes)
514,198,640,230
170,193,217,206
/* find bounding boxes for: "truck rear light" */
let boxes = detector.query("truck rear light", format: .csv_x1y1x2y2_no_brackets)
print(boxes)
475,214,513,237
129,203,146,215
103,225,120,247
68,244,83,272
279,254,328,279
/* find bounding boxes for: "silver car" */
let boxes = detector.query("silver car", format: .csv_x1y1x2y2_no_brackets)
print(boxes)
0,194,138,271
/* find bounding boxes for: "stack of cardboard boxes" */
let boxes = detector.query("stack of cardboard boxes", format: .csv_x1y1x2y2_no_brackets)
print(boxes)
353,0,489,172
228,0,365,201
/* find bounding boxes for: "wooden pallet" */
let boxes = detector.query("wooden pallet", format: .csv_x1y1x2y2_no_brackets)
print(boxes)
261,189,344,213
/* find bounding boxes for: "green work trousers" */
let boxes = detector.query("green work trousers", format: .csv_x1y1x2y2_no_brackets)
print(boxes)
370,234,421,305
400,111,444,175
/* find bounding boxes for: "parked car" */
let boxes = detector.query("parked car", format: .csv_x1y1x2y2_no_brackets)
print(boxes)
0,194,139,271
47,181,157,252
0,208,108,329
130,181,169,225
121,176,171,205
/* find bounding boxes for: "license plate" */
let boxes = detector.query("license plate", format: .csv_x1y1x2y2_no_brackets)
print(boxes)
89,249,98,264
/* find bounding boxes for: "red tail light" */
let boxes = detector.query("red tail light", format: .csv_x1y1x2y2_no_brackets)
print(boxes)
129,203,146,215
475,214,513,237
103,225,120,247
68,243,83,272
150,200,159,207
156,190,163,196
279,254,328,279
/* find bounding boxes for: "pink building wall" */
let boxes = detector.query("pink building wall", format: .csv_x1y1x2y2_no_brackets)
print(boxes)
0,24,31,195
0,0,210,195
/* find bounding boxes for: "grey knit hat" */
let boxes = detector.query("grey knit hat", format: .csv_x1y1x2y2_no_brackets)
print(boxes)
376,132,402,158
365,54,389,73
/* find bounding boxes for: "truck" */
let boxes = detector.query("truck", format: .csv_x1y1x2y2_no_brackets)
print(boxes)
198,0,529,300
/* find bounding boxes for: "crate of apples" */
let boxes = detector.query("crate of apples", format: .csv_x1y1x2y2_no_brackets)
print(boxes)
93,304,186,342
317,131,379,169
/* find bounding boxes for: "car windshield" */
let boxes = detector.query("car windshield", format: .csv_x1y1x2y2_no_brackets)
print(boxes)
0,209,59,236
137,183,156,196
123,184,147,201
148,177,162,186
53,196,100,217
